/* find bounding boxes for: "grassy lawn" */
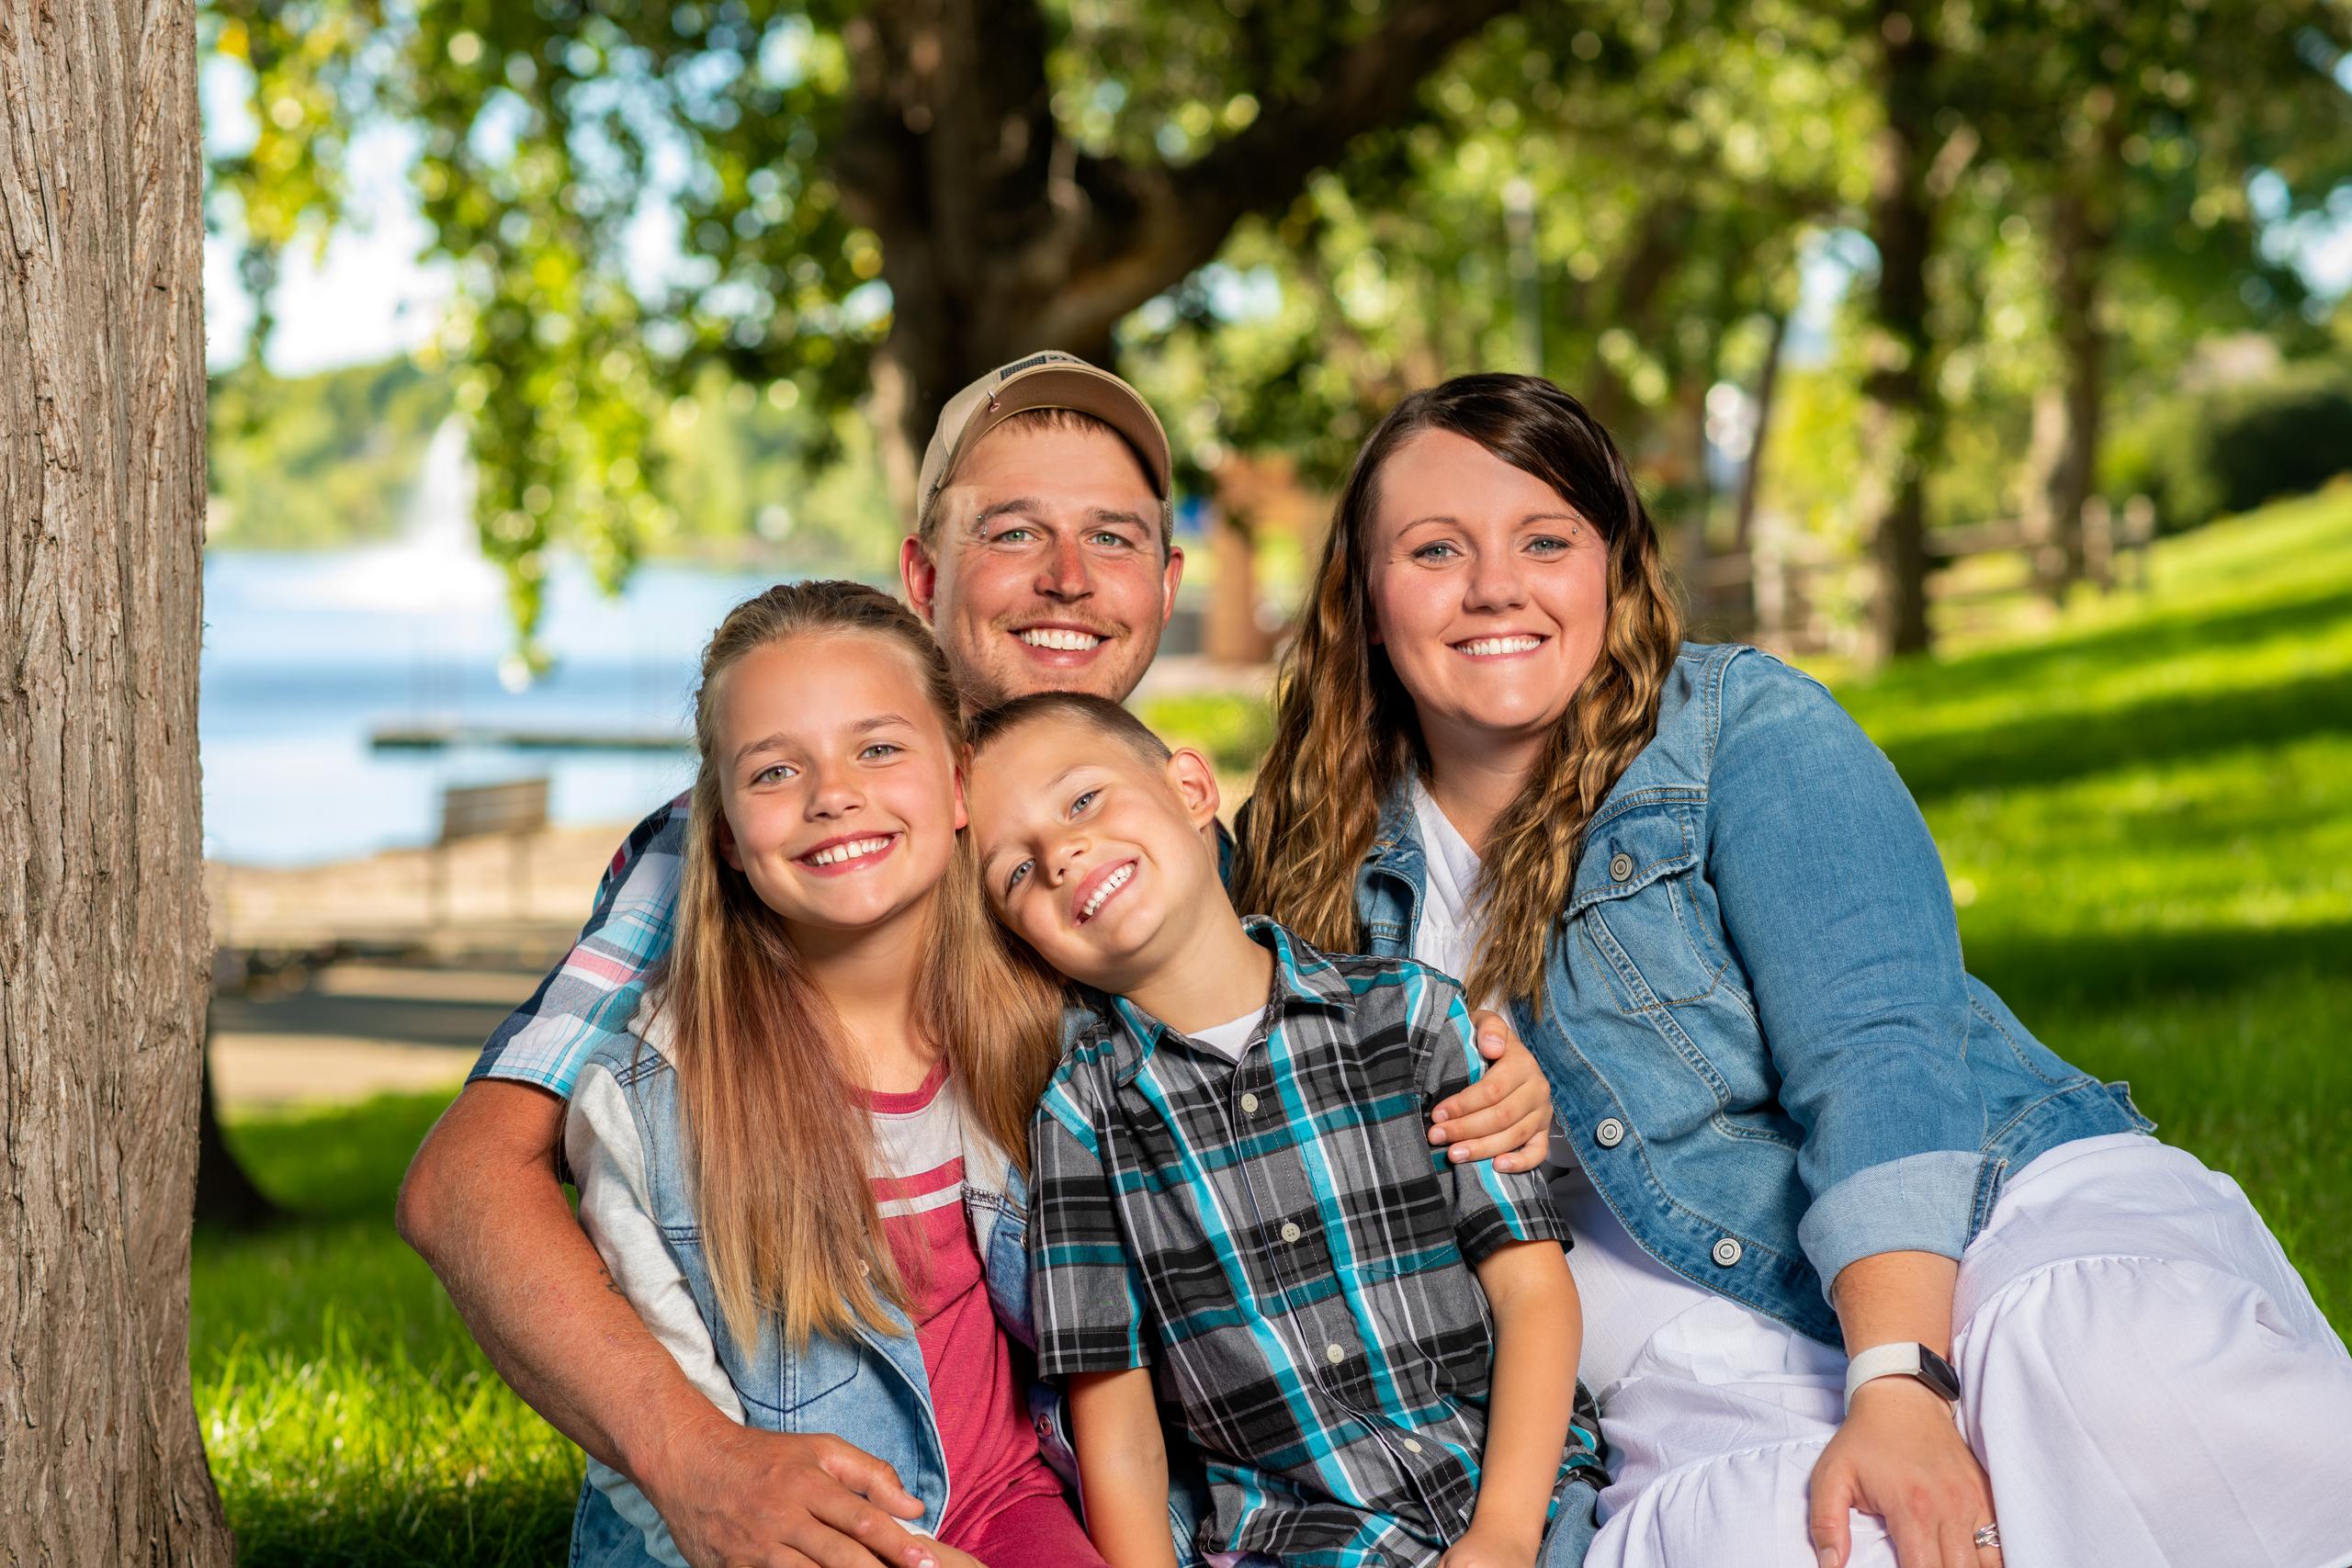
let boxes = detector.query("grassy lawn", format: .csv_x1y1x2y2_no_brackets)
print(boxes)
195,1092,582,1565
196,484,2352,1563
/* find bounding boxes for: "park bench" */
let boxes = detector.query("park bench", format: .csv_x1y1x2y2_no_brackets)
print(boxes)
432,776,549,924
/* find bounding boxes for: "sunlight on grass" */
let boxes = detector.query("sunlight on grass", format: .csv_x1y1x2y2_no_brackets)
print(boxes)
196,1093,582,1566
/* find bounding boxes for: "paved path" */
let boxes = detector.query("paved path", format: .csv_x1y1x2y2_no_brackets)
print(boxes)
209,961,547,1107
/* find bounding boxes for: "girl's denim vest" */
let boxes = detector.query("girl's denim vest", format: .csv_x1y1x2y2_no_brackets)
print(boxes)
566,1027,1181,1568
1351,642,2150,1347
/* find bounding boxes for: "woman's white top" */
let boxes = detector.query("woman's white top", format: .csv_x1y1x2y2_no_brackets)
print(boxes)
1408,777,1783,1398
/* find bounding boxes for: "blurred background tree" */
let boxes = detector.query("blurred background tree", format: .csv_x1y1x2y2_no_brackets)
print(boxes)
203,0,2352,662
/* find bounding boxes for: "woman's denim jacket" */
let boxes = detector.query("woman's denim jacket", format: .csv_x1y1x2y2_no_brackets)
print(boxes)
1353,641,2151,1346
567,1030,1210,1567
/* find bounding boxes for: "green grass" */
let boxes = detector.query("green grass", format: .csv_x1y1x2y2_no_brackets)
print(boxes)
196,483,2352,1562
195,1092,582,1565
1838,483,2352,1328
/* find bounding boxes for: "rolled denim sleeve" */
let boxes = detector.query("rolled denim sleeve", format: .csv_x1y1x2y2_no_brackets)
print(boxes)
1706,650,1989,1295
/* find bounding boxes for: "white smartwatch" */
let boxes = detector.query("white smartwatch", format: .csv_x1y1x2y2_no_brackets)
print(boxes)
1844,1341,1962,1409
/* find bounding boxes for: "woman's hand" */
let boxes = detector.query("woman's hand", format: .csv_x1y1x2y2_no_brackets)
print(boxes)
1809,1379,1999,1568
1430,1010,1553,1172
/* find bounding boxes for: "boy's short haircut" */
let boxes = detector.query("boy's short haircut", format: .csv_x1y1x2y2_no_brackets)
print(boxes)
966,692,1172,770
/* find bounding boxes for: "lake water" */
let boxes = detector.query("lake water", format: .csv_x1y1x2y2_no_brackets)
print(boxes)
200,426,858,865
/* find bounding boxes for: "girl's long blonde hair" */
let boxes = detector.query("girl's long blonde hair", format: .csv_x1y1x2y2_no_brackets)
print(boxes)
661,581,1065,1350
1231,375,1684,1010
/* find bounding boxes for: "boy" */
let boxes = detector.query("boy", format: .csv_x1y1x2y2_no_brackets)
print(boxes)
964,693,1604,1568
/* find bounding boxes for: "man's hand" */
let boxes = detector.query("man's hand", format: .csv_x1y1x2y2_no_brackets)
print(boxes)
1438,1522,1544,1568
1808,1379,1999,1568
643,1421,938,1568
1430,1010,1553,1172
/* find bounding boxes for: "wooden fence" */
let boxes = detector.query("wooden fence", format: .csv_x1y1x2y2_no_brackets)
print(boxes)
1683,495,2157,655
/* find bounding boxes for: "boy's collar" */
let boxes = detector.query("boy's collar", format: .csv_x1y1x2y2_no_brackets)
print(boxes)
1096,917,1350,1087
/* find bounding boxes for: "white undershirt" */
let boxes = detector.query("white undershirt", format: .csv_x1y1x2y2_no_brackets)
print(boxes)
1187,1007,1266,1063
1408,776,1745,1397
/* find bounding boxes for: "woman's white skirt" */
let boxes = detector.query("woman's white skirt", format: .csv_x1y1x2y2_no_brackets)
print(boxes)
1580,1134,2352,1568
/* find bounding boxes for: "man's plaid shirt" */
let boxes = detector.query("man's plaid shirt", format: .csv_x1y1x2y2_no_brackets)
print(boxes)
471,798,687,1095
1030,919,1602,1568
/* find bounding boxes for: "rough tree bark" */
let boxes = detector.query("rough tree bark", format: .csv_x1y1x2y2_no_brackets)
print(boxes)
1,0,234,1561
1861,0,1940,660
834,0,1521,502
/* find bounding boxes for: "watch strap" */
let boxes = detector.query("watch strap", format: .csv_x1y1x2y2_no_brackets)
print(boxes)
1845,1341,1961,1407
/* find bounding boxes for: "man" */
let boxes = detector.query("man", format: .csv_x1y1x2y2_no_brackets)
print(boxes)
396,353,1553,1568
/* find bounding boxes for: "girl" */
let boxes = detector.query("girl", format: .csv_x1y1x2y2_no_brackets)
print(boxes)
561,580,1100,1568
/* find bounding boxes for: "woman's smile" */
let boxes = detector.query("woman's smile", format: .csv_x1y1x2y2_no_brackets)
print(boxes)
1450,632,1551,660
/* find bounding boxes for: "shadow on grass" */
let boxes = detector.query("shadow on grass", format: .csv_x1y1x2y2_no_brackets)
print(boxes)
1965,918,2352,1019
1880,666,2352,803
213,1089,456,1225
226,1474,576,1568
1863,580,2352,704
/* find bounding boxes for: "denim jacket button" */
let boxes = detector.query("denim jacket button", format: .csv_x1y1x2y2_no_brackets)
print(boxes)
1594,1118,1625,1149
1712,1237,1744,1268
1609,852,1635,882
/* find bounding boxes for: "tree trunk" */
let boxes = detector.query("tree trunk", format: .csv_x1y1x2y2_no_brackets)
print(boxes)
836,0,1522,503
2033,183,2106,599
1861,0,1939,660
1731,309,1788,554
0,0,233,1561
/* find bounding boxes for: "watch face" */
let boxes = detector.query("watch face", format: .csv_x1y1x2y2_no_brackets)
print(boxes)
1917,1345,1962,1401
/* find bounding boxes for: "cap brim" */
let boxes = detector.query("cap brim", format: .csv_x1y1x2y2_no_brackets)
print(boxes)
939,363,1171,502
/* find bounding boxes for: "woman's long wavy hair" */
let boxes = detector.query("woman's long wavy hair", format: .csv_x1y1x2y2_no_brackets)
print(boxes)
1231,375,1684,1010
661,581,1066,1351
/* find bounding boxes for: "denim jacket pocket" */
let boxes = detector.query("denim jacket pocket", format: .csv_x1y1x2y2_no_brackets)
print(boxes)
775,1333,865,1425
661,1222,863,1421
1566,807,1727,1017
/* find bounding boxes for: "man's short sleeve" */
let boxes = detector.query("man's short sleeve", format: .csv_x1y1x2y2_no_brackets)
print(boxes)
470,796,689,1097
1413,978,1573,1266
1027,1078,1153,1379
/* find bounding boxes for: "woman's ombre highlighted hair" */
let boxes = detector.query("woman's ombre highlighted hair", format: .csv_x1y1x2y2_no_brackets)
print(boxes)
1231,375,1684,1010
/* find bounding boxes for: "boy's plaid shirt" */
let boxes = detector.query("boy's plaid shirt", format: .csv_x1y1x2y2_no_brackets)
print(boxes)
1031,919,1604,1568
470,798,687,1095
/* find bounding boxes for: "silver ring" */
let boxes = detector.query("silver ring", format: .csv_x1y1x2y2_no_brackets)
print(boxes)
1973,1523,2002,1551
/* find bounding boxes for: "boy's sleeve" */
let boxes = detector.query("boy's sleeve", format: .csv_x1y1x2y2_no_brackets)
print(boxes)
1028,1076,1154,1379
1414,977,1574,1265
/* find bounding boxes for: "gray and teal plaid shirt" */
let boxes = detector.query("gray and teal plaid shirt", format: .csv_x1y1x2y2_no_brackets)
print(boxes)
1030,919,1602,1568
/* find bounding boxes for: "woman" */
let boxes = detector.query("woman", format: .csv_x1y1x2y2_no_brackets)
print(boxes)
1233,374,2352,1568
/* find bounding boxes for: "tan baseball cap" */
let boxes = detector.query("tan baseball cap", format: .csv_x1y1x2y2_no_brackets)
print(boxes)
917,352,1171,526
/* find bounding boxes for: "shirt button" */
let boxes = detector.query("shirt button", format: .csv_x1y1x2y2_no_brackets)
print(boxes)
1609,852,1635,881
1326,1343,1345,1365
1402,1438,1424,1454
1239,1092,1261,1113
1712,1237,1744,1268
1594,1117,1625,1149
1280,1221,1302,1243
